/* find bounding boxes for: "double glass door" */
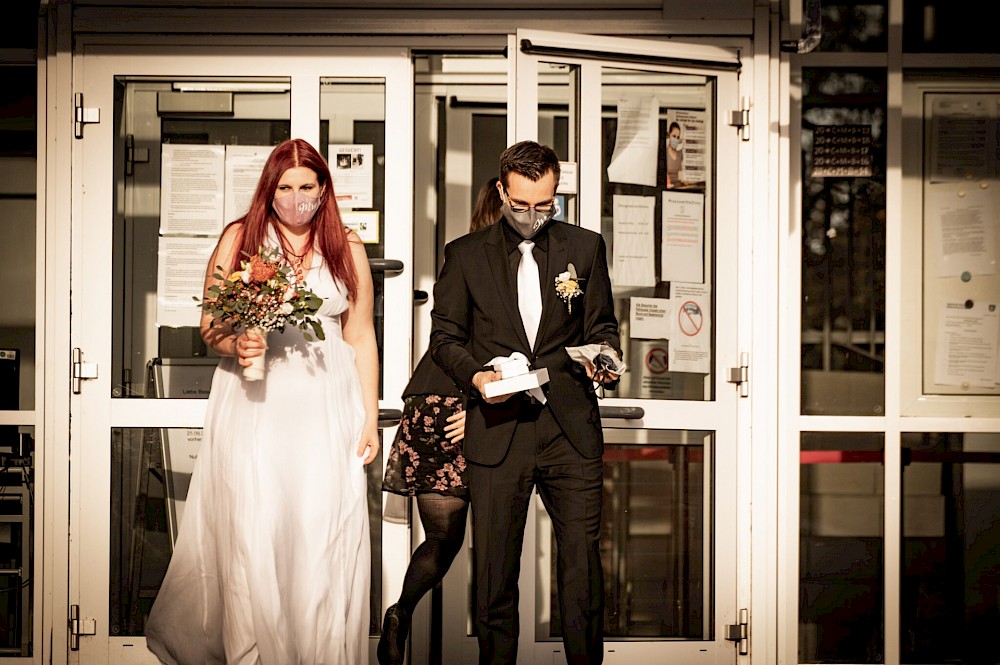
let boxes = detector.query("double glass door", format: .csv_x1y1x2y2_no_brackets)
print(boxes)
435,31,748,665
67,32,748,665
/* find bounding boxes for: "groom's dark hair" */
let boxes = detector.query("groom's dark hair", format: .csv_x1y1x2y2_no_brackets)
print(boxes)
499,141,561,192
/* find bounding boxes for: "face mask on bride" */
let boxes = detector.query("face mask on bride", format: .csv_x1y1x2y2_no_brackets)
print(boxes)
273,191,322,228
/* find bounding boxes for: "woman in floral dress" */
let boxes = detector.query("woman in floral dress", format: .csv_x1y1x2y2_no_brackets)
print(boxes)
377,177,502,665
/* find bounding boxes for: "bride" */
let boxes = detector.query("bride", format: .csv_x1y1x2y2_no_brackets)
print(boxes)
146,138,380,664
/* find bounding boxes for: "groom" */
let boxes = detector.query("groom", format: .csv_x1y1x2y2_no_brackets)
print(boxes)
431,141,620,665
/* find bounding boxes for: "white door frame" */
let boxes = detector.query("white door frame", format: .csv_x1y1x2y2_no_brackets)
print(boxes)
438,29,751,665
69,44,413,664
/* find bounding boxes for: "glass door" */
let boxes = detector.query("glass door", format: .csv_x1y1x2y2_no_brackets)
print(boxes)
70,46,413,663
440,30,746,664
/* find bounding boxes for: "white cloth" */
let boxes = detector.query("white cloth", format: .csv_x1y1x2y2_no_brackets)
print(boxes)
146,258,370,665
517,240,542,349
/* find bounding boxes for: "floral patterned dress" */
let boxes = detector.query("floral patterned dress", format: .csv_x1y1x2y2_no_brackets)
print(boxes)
382,353,468,498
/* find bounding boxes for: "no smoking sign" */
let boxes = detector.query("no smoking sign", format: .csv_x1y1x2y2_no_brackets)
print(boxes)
678,301,704,336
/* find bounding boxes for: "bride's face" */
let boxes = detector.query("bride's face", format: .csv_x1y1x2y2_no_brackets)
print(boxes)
275,167,321,199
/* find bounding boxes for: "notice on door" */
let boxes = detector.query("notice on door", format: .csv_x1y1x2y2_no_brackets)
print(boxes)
612,195,656,287
160,144,225,235
329,144,374,209
224,145,274,223
156,236,217,328
634,340,672,399
670,282,711,373
661,190,705,284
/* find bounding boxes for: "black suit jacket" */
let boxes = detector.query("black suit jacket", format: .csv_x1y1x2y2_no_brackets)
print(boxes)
430,221,620,465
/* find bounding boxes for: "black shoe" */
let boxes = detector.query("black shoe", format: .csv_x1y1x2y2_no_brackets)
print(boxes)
377,603,409,665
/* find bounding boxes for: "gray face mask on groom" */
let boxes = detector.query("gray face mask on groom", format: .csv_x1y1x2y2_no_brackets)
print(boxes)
499,187,557,240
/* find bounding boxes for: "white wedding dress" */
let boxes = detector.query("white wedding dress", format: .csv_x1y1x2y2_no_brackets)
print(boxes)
146,258,370,665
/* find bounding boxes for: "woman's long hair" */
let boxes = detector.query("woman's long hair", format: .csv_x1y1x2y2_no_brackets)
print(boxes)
223,138,358,300
470,176,502,232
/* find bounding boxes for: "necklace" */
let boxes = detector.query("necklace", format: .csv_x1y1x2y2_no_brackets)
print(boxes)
284,246,310,280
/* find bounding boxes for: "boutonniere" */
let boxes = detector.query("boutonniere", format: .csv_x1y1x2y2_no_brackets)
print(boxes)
554,263,585,314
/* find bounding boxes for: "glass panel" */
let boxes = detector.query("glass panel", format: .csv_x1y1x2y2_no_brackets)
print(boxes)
535,429,713,640
918,90,1000,397
537,62,580,226
814,3,887,53
319,77,387,398
800,68,887,415
0,425,32,657
599,67,715,401
799,432,884,663
109,427,385,637
0,193,34,412
903,0,1000,53
111,76,292,398
901,432,1000,664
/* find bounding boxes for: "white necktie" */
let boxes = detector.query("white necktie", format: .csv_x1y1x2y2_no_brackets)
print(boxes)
517,241,542,349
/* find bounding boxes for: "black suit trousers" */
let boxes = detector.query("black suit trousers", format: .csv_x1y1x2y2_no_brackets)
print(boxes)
468,402,604,665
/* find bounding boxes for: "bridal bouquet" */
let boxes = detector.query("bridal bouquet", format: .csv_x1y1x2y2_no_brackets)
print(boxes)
198,246,325,380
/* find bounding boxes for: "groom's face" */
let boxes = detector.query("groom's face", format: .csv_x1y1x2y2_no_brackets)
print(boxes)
498,171,557,211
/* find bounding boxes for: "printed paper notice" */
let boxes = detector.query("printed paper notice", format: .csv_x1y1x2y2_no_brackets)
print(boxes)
670,282,711,373
930,96,996,182
156,237,217,328
607,96,658,187
662,191,705,283
612,195,656,287
927,183,997,277
330,144,374,209
630,297,674,340
224,145,274,223
163,428,203,534
933,300,999,388
666,109,708,188
341,210,380,244
160,144,226,235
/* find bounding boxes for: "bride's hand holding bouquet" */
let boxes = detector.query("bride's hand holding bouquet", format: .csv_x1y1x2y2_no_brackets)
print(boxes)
199,247,325,381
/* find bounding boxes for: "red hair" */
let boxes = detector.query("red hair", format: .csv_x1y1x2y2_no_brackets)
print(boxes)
224,138,358,300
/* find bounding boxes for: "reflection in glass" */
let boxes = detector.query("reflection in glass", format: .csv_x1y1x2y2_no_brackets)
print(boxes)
800,68,887,415
538,429,712,640
901,432,1000,664
598,68,715,401
800,432,884,663
111,77,292,399
537,62,580,226
815,3,887,53
902,0,1000,53
0,425,32,657
109,427,384,637
320,78,387,398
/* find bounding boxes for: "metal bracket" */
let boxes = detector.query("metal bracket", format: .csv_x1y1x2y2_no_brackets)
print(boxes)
74,93,100,139
729,97,751,141
72,348,98,395
125,134,150,176
727,351,749,398
69,604,96,651
724,607,749,655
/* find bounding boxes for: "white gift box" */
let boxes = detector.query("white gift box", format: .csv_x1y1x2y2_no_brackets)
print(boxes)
490,355,530,378
483,367,550,399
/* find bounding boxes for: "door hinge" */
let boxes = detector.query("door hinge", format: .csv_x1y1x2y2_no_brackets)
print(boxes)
725,607,749,655
727,351,749,398
72,348,99,394
728,96,751,141
74,92,101,139
69,604,96,651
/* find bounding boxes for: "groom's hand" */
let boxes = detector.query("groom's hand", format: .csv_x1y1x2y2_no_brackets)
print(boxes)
473,370,511,404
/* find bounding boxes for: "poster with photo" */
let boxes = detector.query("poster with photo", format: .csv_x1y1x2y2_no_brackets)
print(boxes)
665,109,707,190
329,144,374,208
